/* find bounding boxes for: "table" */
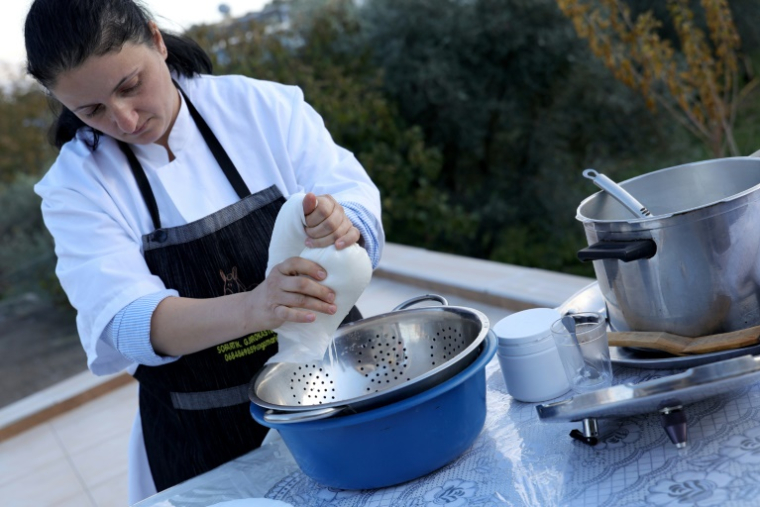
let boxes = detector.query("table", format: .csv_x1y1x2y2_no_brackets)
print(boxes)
134,356,760,507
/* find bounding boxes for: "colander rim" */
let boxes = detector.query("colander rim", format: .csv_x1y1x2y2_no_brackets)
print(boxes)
248,304,490,412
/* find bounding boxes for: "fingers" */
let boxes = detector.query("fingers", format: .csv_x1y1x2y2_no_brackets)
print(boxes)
334,226,361,249
276,255,328,281
265,257,337,323
303,194,358,247
277,270,335,308
306,217,352,247
302,192,319,217
273,305,320,324
303,193,337,229
300,193,363,249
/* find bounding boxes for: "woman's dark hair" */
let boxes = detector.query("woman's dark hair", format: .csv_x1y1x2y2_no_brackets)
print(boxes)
24,0,213,149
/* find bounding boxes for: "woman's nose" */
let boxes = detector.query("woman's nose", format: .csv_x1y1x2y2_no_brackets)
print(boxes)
111,102,139,133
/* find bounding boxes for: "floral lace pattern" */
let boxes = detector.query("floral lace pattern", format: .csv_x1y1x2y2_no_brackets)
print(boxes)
264,359,760,507
132,357,760,507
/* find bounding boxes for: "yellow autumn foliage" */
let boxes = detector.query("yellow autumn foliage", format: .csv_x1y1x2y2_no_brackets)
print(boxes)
555,0,758,157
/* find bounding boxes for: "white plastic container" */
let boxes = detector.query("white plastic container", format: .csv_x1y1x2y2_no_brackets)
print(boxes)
495,308,570,402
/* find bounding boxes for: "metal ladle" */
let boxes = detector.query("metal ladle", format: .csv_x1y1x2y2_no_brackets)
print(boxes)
583,169,652,219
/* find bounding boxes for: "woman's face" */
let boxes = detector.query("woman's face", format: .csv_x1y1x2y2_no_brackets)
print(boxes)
50,24,179,149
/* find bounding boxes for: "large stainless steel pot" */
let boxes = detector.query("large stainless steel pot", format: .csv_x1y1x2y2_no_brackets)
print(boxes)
577,157,760,337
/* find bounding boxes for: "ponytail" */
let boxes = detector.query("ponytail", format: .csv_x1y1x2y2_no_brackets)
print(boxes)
163,32,213,78
48,107,87,150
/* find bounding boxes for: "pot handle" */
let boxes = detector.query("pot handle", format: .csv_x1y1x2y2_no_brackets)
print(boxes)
392,294,449,311
263,406,345,424
578,239,657,262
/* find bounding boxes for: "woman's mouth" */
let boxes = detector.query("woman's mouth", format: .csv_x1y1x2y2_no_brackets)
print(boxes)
132,119,150,136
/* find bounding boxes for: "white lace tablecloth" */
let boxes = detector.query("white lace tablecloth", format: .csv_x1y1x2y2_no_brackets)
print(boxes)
135,357,760,507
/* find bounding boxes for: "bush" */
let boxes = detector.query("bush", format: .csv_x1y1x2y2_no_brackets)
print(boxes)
0,175,61,301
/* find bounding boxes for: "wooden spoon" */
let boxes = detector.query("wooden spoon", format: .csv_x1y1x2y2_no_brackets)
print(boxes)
607,325,760,356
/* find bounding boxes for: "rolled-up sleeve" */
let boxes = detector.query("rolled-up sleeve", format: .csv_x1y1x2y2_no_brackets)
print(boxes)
102,289,180,366
341,201,381,268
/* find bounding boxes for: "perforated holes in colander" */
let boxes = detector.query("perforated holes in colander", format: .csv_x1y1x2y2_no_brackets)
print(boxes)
289,364,336,405
433,324,467,366
362,333,409,393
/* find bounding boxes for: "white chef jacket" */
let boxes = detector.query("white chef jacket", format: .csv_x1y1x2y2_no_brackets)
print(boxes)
35,72,384,374
34,73,384,503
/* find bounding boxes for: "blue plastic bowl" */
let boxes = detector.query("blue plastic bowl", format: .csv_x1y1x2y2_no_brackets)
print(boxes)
250,330,497,490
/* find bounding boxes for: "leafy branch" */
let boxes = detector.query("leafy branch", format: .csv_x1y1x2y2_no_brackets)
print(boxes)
555,0,758,157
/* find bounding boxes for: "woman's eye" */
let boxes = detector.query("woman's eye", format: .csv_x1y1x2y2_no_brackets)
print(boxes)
85,106,102,118
121,81,141,95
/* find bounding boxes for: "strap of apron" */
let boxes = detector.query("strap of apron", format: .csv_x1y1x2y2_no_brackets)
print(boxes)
118,141,161,231
119,81,252,232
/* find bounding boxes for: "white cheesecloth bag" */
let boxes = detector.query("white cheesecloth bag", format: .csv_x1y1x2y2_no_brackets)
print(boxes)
264,193,372,364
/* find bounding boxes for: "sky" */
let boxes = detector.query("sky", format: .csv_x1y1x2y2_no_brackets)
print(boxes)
0,0,270,78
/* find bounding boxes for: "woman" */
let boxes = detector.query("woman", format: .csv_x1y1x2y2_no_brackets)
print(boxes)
24,0,383,502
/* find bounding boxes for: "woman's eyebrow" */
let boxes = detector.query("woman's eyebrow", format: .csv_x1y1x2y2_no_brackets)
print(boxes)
111,70,139,93
73,70,139,111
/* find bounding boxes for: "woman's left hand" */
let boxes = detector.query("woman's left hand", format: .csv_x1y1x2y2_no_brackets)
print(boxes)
302,192,360,249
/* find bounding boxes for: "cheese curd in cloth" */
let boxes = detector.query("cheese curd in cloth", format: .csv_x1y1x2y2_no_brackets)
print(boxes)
265,192,372,363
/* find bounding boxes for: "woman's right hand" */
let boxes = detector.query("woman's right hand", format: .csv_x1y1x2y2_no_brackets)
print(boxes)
150,257,336,357
249,256,337,329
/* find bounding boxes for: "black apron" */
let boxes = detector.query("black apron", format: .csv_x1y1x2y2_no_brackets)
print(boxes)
120,86,360,491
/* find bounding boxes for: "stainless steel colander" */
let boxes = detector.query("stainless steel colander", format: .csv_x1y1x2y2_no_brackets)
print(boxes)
248,295,491,422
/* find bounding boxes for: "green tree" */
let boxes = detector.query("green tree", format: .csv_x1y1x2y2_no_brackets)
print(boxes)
360,0,684,273
0,79,59,301
0,175,58,300
0,81,56,182
186,0,477,247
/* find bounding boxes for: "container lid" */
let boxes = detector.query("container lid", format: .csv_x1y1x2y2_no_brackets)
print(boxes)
494,308,561,346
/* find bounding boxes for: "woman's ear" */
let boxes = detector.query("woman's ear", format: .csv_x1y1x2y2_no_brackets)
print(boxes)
148,21,168,60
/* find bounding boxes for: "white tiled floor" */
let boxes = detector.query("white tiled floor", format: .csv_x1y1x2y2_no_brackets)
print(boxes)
0,381,136,507
0,250,590,507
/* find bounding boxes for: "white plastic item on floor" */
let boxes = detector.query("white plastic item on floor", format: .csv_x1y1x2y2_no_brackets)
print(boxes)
264,192,373,364
495,308,571,402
